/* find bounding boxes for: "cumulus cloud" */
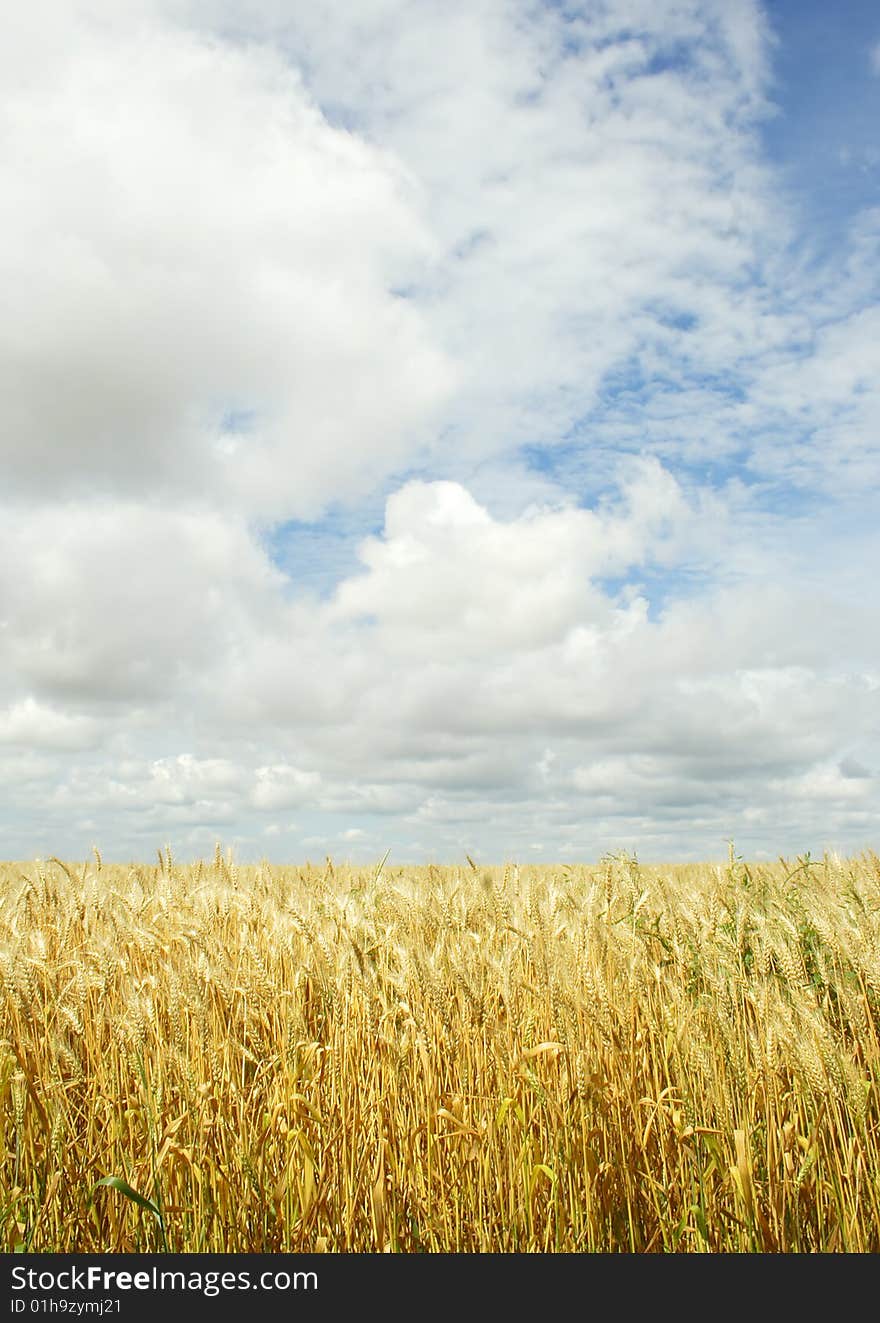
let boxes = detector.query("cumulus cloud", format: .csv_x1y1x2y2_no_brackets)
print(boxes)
111,478,869,858
127,0,792,502
251,764,321,810
282,0,783,475
0,699,99,751
146,755,243,805
1,2,453,519
5,465,879,863
0,504,282,702
1,0,878,862
329,461,692,656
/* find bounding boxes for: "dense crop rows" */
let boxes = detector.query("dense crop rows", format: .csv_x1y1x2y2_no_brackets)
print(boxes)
3,847,880,1251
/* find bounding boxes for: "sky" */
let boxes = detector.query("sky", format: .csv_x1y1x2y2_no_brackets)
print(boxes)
1,0,878,865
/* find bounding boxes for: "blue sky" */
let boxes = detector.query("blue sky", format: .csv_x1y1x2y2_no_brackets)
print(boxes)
762,0,880,243
0,0,877,864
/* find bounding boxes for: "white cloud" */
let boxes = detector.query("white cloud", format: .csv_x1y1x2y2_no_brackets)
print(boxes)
773,762,875,803
0,503,282,701
251,764,321,810
148,480,872,855
0,0,878,862
150,0,790,496
7,462,873,861
329,460,692,656
147,755,243,805
0,699,99,751
0,2,454,519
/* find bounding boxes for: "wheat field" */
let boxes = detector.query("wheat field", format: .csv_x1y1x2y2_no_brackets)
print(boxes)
2,845,880,1252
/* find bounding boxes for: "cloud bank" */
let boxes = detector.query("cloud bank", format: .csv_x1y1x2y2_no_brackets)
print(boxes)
1,0,877,862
